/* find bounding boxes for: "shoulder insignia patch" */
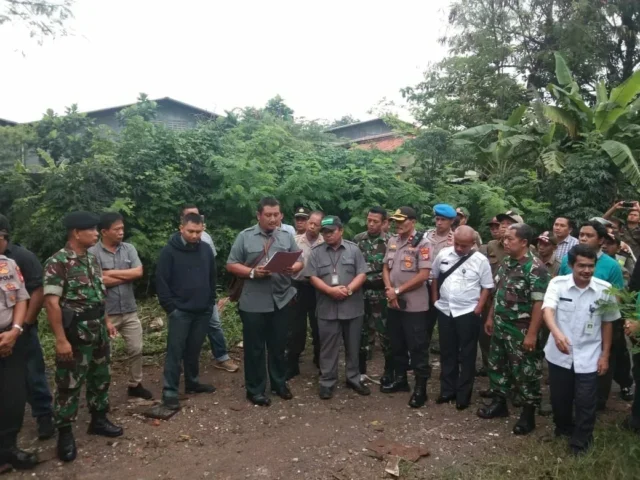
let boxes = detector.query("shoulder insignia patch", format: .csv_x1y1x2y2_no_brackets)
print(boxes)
420,247,430,260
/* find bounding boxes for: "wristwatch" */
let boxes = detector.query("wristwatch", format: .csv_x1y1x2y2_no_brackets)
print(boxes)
249,268,255,279
12,324,23,335
347,287,353,296
394,288,400,296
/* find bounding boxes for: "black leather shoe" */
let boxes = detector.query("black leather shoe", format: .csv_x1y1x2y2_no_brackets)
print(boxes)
186,383,216,394
57,428,77,463
272,385,293,400
456,403,469,411
87,413,124,437
409,379,427,408
247,393,271,406
380,374,410,394
37,415,55,440
513,405,536,435
163,397,180,410
436,395,456,404
380,369,394,387
319,386,334,400
346,381,371,396
620,386,635,402
477,397,509,419
1,447,38,470
128,383,153,400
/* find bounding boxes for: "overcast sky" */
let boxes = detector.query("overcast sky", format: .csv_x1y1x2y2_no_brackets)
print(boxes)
0,0,450,123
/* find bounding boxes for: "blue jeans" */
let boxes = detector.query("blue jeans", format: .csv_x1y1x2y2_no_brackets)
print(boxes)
25,325,53,418
207,306,230,362
162,308,211,400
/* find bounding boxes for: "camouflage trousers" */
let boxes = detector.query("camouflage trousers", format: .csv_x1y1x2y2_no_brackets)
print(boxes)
488,319,542,406
360,294,391,360
54,318,111,428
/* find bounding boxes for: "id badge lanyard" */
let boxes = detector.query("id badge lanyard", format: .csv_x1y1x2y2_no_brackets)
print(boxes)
585,304,596,335
328,250,341,286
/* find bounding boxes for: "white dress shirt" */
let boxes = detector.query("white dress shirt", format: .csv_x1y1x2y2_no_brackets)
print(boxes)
432,247,494,317
542,274,620,373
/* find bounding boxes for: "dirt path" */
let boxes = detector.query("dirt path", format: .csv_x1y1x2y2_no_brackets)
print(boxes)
9,350,632,480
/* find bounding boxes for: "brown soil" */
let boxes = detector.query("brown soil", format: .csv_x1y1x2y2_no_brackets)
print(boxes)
8,350,632,480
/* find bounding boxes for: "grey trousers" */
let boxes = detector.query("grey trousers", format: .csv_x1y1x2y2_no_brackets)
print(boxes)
318,316,363,389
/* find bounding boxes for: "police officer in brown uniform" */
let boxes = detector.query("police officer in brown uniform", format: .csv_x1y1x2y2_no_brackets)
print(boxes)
0,254,37,472
380,207,433,408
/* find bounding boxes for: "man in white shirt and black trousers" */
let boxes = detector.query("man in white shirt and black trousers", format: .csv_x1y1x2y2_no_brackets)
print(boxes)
543,244,620,455
431,226,494,409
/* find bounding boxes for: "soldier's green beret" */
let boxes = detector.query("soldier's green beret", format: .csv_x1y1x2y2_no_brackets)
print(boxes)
63,211,100,230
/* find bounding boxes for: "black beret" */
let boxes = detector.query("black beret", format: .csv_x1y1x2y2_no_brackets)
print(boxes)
63,211,100,230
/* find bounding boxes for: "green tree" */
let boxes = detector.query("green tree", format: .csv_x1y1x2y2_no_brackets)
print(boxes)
404,0,640,130
0,0,74,43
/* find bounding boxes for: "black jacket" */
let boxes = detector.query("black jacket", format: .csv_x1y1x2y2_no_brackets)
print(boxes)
156,233,216,314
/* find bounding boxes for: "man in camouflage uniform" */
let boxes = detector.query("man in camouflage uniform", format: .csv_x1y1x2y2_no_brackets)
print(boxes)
43,212,122,463
354,206,392,382
477,211,524,382
477,223,550,435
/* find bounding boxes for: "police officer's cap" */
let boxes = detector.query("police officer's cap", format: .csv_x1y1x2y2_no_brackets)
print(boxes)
536,231,558,246
433,204,457,219
390,207,417,222
320,216,343,231
496,210,524,224
456,207,470,219
63,211,100,231
294,207,310,219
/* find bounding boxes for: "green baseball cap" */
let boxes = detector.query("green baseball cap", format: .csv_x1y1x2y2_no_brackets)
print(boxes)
320,216,343,231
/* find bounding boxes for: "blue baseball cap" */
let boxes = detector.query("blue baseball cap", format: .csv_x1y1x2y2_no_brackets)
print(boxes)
433,204,457,219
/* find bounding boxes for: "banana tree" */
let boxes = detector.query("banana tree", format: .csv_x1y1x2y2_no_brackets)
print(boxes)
454,52,640,192
452,105,539,179
543,52,640,191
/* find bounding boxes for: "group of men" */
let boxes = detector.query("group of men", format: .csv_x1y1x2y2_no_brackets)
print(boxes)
2,198,640,472
0,207,240,470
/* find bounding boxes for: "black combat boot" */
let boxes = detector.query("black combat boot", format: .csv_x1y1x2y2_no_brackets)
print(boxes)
57,427,77,462
408,377,427,408
87,412,124,437
513,405,536,435
380,373,410,393
477,396,509,419
380,356,394,387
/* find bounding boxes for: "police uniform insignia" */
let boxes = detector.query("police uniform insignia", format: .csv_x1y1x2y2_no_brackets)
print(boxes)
404,256,413,268
419,247,430,260
0,262,8,275
9,294,16,303
389,244,397,251
15,265,24,283
4,282,17,291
